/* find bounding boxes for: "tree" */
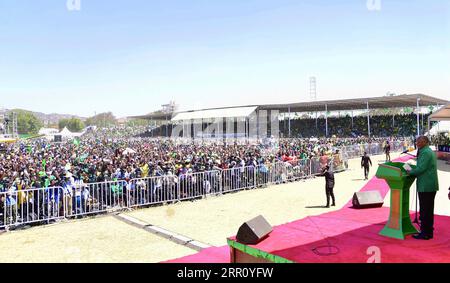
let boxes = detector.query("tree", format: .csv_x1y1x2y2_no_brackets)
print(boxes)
85,112,117,127
13,109,43,135
59,118,85,132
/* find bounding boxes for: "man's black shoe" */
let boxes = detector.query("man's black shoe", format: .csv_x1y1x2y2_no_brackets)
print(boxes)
412,233,432,240
331,203,336,206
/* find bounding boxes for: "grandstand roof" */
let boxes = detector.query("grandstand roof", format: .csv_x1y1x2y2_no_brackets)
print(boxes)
172,106,257,121
131,94,448,121
429,103,450,121
257,94,448,112
128,110,173,121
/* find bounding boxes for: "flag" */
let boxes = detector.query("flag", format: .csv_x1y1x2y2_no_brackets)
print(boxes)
45,178,51,188
73,138,80,146
79,153,89,162
42,159,46,170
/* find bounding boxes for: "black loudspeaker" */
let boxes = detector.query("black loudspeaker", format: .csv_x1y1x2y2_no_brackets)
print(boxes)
352,191,384,209
54,135,62,142
236,215,273,245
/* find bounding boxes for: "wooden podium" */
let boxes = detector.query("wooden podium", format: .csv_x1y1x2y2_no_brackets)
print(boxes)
376,162,419,239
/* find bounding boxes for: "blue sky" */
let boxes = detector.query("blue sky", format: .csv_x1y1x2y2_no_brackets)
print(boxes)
0,0,449,117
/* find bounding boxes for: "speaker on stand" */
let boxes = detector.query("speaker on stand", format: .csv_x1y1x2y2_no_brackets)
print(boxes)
236,215,273,245
352,191,384,209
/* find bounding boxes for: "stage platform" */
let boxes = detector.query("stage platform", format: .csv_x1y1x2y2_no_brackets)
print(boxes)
227,208,450,263
164,155,450,263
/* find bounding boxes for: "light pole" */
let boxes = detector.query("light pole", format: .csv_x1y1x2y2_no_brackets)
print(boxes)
416,98,420,137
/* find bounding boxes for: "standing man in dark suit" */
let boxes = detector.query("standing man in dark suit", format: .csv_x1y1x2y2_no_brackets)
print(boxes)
318,165,335,208
405,136,439,240
361,152,372,180
384,141,391,161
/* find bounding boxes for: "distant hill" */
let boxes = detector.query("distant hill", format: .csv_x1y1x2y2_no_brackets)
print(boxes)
6,109,87,126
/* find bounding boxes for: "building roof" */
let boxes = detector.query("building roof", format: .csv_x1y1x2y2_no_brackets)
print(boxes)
257,94,448,112
171,106,257,121
128,110,173,121
429,103,450,121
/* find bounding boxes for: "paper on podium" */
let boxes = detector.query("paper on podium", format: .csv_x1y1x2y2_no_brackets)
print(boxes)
403,163,412,171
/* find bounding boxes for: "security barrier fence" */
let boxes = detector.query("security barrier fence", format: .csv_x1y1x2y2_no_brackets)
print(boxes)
339,141,409,160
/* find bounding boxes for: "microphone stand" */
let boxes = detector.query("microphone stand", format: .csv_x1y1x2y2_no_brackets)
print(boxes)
400,151,419,224
402,152,417,158
413,189,419,224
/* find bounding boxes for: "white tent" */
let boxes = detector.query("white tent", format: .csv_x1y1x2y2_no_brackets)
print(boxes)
59,127,74,137
59,127,84,138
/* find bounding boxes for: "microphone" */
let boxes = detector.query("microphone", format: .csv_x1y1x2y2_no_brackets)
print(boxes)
401,150,417,157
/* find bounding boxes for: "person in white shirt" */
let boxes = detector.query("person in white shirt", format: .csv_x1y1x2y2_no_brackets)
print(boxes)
73,176,85,214
63,173,75,216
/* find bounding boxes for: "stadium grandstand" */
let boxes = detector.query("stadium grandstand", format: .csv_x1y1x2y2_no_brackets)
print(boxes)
130,94,448,139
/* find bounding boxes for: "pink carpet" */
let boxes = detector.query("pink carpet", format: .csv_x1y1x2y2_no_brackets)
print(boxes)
164,155,450,263
162,246,230,263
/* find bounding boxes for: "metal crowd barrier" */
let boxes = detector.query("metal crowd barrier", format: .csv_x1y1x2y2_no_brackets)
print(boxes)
221,166,256,193
179,170,222,201
339,141,411,160
283,159,310,182
0,187,64,229
64,180,128,218
310,157,323,175
127,175,179,207
256,163,270,187
268,162,285,184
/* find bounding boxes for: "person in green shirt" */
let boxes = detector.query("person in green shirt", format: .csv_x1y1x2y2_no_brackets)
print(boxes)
406,136,439,240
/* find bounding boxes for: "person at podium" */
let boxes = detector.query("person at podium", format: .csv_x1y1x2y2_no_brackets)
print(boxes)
405,136,439,240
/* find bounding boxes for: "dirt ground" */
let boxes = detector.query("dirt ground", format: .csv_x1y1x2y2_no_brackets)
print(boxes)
0,216,197,263
1,152,448,262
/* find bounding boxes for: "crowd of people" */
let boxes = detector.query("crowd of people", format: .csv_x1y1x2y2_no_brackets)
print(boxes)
0,129,412,192
282,113,431,138
0,125,413,227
